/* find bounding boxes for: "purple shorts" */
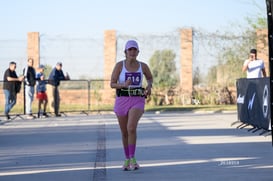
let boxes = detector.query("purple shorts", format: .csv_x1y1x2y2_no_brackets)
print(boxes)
114,96,145,116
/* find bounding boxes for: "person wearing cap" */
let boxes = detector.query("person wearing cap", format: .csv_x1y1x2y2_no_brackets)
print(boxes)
3,61,24,120
36,64,49,118
48,62,70,117
23,58,36,119
110,40,153,171
242,49,266,78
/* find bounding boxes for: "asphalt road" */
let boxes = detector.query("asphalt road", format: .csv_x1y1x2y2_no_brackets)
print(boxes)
0,112,272,181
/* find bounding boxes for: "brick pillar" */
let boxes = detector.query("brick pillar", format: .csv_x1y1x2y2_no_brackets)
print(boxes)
102,30,117,105
256,29,269,76
180,29,193,104
27,32,40,69
104,30,117,89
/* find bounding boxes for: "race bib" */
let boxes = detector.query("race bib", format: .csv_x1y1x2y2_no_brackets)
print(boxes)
125,72,141,86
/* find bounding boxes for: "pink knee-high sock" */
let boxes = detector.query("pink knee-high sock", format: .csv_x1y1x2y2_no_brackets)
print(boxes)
124,146,129,159
128,144,136,158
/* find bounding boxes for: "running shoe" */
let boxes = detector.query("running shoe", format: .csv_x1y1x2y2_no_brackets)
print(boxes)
130,157,140,170
122,159,130,171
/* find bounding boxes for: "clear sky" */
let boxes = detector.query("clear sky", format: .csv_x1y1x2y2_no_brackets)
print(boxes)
0,0,266,39
0,0,268,79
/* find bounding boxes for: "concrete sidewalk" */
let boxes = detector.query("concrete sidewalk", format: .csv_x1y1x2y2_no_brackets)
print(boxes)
0,112,272,181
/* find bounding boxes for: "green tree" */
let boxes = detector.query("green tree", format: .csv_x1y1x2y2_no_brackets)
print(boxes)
193,67,202,85
43,64,52,78
206,65,217,85
205,9,267,86
149,50,179,105
200,4,267,104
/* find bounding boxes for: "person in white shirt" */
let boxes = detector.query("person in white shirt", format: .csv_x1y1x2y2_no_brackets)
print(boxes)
110,40,153,171
242,49,266,78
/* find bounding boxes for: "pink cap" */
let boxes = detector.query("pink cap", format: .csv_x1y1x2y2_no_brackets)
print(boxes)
125,40,139,50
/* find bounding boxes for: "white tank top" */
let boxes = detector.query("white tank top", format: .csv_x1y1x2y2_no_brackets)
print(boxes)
118,60,143,88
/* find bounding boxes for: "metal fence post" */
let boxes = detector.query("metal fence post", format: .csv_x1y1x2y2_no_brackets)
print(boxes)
88,80,91,112
23,82,26,115
266,0,273,146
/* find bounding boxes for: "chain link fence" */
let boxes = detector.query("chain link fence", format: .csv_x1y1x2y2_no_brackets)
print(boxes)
0,28,252,114
0,79,115,117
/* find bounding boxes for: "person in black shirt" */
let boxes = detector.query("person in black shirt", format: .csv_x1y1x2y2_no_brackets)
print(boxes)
48,62,70,117
3,61,24,120
23,58,36,119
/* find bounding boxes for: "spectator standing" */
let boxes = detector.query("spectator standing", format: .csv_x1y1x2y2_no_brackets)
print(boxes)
3,61,24,120
23,58,36,119
36,64,49,118
48,62,70,117
242,48,267,78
